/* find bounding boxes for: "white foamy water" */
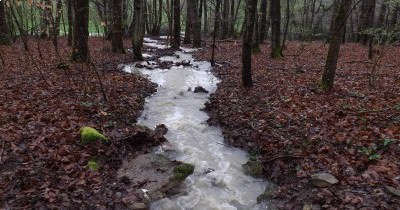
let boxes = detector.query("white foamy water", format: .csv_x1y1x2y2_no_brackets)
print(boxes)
124,38,268,210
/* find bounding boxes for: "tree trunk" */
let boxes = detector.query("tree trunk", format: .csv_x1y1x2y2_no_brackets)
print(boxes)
184,1,192,44
281,0,290,49
172,0,181,49
0,0,11,45
390,4,399,27
40,0,52,38
358,0,376,45
188,0,201,47
211,0,222,66
132,0,144,60
228,0,236,36
259,0,268,41
242,0,258,87
252,13,261,53
67,0,73,46
111,0,125,53
321,0,352,90
377,2,387,27
270,0,283,58
202,0,208,36
72,0,90,62
221,0,230,38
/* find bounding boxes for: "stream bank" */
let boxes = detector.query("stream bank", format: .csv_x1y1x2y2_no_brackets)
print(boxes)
194,41,400,209
121,37,270,210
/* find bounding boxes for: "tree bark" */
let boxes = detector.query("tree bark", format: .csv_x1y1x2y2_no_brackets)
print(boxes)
72,0,90,62
270,0,283,58
211,0,222,66
188,0,201,47
184,1,192,44
228,0,236,36
203,0,208,36
0,0,10,45
259,0,268,41
221,0,230,39
242,0,258,87
321,0,352,90
132,0,144,60
67,0,73,46
111,0,125,53
172,0,181,49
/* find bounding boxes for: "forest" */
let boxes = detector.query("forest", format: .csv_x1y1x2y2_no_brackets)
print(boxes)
0,0,399,209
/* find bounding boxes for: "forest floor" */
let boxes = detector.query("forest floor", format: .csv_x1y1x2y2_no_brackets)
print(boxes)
195,41,400,209
0,37,169,209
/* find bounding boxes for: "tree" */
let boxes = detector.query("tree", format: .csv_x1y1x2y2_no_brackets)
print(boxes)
320,0,352,90
132,0,145,60
270,0,283,58
242,0,258,87
183,1,192,44
358,0,376,45
172,0,181,49
40,0,52,38
188,0,201,47
0,0,11,45
259,0,269,41
211,0,222,66
221,0,230,39
148,0,163,36
66,0,73,46
72,0,90,62
111,0,125,53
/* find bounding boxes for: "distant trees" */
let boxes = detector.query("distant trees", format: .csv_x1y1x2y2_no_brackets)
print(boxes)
72,0,90,62
0,0,10,45
358,0,376,45
242,0,258,87
321,0,352,90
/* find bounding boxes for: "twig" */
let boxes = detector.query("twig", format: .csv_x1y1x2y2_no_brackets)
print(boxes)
89,62,108,103
0,137,5,163
263,155,303,163
0,48,5,65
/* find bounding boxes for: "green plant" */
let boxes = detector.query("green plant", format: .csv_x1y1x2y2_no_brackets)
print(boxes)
249,149,261,161
394,104,400,111
56,62,69,70
393,116,400,124
358,139,394,161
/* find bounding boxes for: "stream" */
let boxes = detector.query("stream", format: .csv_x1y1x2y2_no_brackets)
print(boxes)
123,38,268,210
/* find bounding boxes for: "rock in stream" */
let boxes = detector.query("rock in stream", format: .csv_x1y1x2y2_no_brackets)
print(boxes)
118,153,194,209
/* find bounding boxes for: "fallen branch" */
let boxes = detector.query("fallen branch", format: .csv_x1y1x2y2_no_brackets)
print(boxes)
345,60,373,64
263,155,303,163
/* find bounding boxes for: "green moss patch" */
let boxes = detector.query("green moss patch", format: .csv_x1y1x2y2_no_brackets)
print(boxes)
80,126,108,144
172,163,195,181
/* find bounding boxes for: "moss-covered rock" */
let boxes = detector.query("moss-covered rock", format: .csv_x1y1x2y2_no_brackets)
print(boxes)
243,160,264,177
79,126,108,144
172,163,195,181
